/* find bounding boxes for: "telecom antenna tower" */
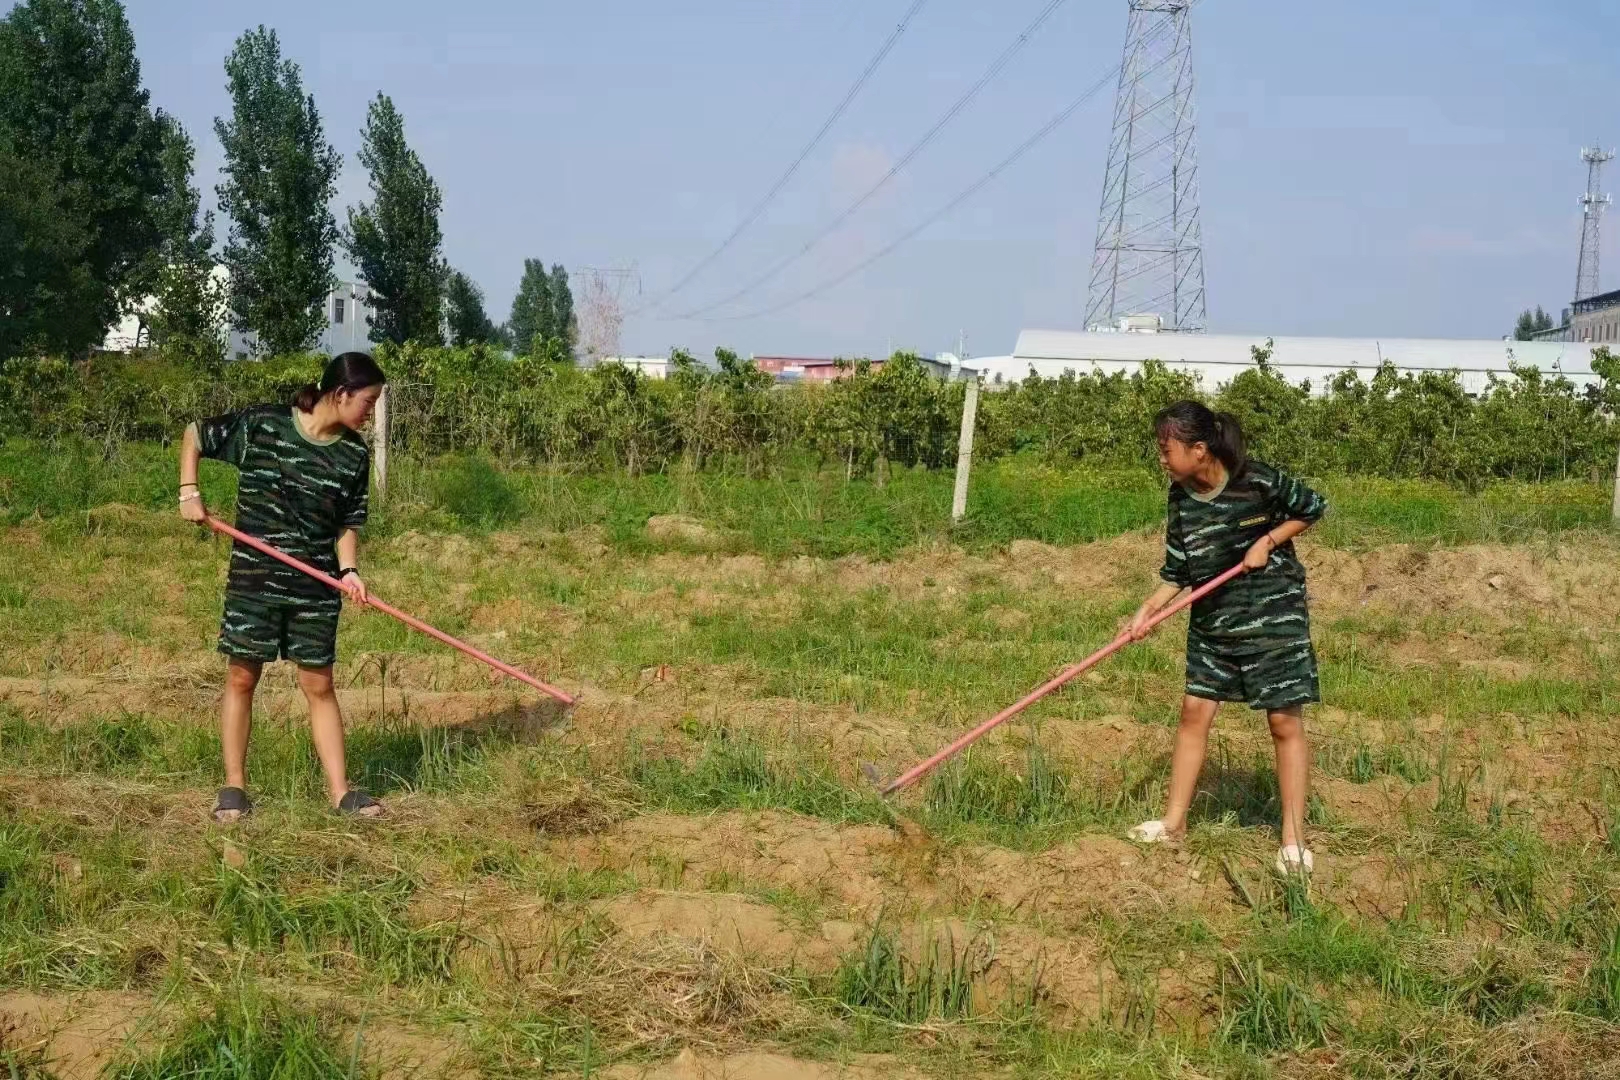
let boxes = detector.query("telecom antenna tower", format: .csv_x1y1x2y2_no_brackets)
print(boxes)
1576,146,1613,301
1087,1,1206,332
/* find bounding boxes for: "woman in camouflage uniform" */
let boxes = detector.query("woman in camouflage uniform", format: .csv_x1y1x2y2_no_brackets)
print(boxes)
178,352,388,823
1123,401,1327,876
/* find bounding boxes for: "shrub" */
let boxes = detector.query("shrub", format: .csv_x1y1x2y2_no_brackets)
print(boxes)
5,341,1616,487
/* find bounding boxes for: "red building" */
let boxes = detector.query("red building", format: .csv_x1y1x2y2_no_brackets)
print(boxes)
751,356,884,382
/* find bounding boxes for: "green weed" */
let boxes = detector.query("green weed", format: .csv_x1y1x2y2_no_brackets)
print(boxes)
430,453,522,529
1450,945,1550,1025
108,989,366,1079
831,925,994,1023
1576,925,1620,1021
920,746,1161,844
207,861,460,984
1217,956,1331,1052
628,733,889,825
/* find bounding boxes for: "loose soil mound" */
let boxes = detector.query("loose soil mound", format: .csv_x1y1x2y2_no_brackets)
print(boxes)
596,891,858,971
604,1049,919,1080
0,992,151,1080
647,515,724,548
553,811,903,912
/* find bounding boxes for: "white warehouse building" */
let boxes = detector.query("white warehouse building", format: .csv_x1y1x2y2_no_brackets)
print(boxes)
101,271,378,360
975,330,1604,396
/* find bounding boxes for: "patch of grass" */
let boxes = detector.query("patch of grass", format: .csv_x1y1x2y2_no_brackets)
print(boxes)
206,859,460,984
1450,945,1550,1025
5,439,1612,555
923,746,1078,830
628,733,890,826
1332,739,1434,785
108,989,367,1079
1247,910,1445,1007
1575,924,1620,1021
0,822,66,939
431,453,522,530
919,745,1162,845
831,925,995,1023
0,709,498,801
1217,955,1332,1052
466,1010,608,1077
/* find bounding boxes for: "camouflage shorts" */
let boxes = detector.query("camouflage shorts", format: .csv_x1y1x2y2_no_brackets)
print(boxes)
1186,637,1320,712
219,591,341,669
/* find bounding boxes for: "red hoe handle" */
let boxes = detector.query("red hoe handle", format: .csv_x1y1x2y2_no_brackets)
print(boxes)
204,514,575,707
877,561,1247,795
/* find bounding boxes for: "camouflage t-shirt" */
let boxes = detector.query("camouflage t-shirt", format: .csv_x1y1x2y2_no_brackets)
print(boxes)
1159,460,1327,654
191,405,370,606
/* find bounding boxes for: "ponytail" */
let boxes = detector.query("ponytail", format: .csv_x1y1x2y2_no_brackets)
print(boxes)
292,382,322,411
1154,400,1247,471
289,351,388,412
1208,411,1247,471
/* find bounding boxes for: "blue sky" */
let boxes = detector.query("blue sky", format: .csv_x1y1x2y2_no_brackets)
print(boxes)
85,1,1620,356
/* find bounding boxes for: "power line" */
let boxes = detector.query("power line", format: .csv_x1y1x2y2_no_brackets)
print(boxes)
638,0,929,312
668,0,1071,321
704,14,1192,324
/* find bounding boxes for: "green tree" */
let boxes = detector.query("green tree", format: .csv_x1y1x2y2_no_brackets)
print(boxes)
344,93,446,346
1514,306,1556,341
147,116,225,365
214,26,340,355
0,138,96,360
508,258,553,355
550,263,576,357
444,270,497,346
0,0,165,354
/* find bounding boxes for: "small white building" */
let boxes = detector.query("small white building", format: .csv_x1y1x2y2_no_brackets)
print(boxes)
100,270,378,359
229,280,377,359
974,330,1604,396
594,355,674,378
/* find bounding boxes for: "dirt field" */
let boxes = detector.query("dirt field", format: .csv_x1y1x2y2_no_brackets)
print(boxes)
2,509,1619,1077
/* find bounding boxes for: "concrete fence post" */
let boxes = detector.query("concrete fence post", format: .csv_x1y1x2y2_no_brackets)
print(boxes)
373,385,390,499
951,376,980,524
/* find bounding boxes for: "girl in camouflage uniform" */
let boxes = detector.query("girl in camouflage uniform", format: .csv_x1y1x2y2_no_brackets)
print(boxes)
1124,401,1326,875
179,352,388,823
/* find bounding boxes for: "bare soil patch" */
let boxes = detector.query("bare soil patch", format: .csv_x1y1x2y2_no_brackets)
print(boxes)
595,891,858,971
0,991,153,1080
603,1049,921,1080
552,811,905,913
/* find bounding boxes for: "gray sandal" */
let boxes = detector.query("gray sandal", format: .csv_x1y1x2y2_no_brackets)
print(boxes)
335,789,383,816
212,786,253,823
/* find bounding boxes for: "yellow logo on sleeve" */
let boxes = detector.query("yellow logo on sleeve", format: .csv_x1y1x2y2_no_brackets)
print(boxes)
1239,515,1268,527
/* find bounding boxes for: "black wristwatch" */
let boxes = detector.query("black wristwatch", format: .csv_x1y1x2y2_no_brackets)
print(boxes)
339,567,359,578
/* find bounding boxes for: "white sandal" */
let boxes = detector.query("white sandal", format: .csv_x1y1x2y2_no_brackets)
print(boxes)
1275,845,1314,876
1128,819,1171,844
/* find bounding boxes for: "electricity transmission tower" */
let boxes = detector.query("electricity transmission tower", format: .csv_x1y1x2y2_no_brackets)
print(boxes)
577,265,641,363
1086,0,1206,332
1576,146,1613,301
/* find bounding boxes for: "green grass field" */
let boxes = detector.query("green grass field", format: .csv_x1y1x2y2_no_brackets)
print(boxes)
2,447,1619,1078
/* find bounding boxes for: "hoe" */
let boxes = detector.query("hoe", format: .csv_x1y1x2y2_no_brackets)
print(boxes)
863,562,1246,796
204,515,575,707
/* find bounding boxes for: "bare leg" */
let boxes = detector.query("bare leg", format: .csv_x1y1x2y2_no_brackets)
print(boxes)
218,659,262,821
1268,705,1309,850
297,664,382,816
1159,694,1220,838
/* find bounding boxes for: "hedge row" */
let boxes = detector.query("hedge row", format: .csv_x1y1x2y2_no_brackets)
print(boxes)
2,342,1616,487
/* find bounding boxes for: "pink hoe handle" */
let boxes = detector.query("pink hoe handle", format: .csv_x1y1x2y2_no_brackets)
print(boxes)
204,514,575,707
878,561,1247,795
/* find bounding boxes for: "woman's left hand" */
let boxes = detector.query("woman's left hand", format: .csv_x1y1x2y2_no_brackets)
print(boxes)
1242,536,1274,572
341,571,369,606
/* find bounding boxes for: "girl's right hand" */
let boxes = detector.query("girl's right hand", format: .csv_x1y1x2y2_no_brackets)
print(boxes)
180,492,207,524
